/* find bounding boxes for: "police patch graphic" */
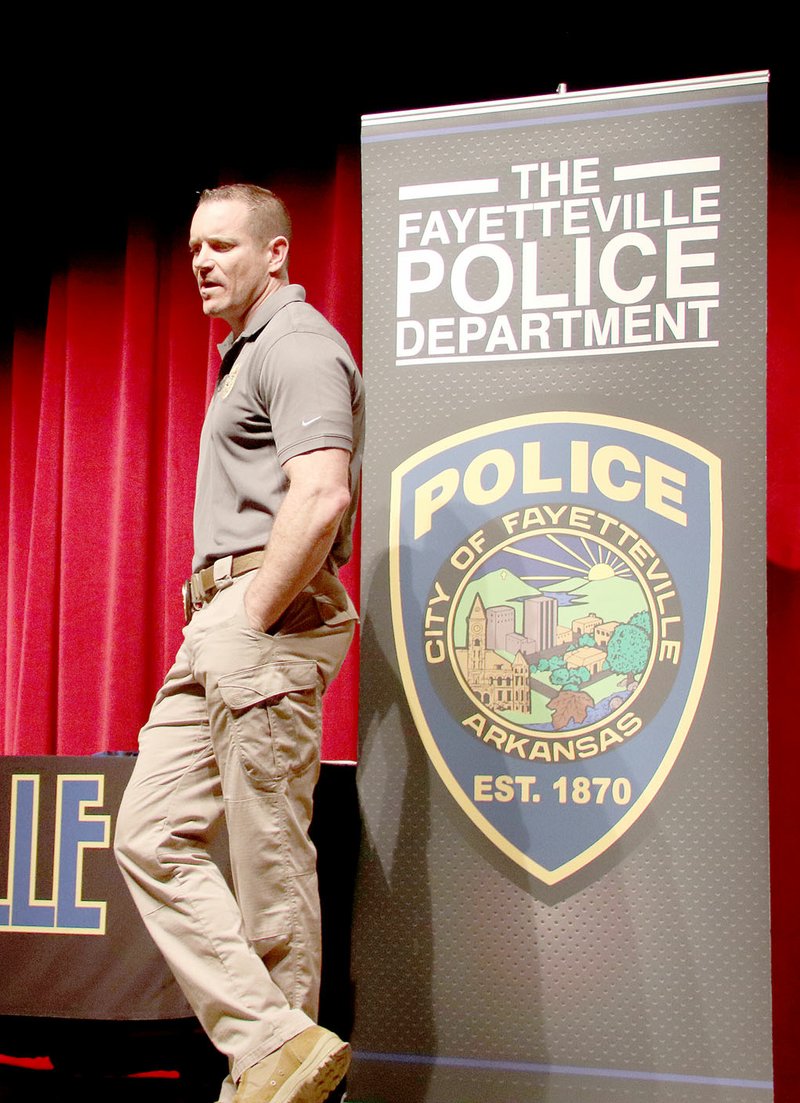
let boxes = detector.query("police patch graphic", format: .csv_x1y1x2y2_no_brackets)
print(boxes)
390,413,722,884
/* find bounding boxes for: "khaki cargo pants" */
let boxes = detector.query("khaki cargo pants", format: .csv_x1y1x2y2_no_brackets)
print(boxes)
115,567,356,1086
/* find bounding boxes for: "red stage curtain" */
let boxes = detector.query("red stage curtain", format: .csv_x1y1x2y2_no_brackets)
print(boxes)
766,160,800,1103
1,149,362,760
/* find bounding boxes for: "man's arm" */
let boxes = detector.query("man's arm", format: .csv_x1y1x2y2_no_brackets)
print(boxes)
242,447,353,632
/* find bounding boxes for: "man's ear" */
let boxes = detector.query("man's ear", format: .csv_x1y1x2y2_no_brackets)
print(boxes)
267,235,290,275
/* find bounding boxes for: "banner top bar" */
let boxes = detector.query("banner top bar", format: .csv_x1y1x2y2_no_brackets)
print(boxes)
361,70,769,128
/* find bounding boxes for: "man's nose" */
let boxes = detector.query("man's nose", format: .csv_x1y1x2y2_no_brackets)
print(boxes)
194,245,213,272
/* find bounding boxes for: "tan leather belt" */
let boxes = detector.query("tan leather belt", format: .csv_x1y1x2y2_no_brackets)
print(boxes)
182,551,264,623
182,551,339,624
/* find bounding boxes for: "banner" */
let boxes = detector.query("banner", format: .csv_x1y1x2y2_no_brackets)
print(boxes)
355,74,770,1101
0,756,190,1019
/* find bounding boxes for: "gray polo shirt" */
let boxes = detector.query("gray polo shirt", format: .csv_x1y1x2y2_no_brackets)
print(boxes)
192,284,364,572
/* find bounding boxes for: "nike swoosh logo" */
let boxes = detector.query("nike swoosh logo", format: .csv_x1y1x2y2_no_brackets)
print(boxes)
302,416,322,427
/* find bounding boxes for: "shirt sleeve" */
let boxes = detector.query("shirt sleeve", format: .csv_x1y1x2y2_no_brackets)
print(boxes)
258,330,356,465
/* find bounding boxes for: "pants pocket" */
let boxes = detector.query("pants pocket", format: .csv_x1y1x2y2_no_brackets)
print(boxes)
310,571,359,628
217,659,321,788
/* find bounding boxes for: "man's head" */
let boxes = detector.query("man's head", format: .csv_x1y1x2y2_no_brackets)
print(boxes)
189,185,292,336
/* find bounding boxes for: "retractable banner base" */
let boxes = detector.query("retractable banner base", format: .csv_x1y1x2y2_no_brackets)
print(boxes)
353,74,771,1102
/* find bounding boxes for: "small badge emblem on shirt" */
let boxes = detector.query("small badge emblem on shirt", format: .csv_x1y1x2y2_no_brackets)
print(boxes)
219,361,242,401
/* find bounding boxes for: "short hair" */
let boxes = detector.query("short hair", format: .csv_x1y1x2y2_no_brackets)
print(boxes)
197,184,292,246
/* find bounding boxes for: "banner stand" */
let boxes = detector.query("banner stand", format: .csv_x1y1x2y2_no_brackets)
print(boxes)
353,73,771,1102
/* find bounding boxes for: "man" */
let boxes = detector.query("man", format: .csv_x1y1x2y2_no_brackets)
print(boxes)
115,184,364,1103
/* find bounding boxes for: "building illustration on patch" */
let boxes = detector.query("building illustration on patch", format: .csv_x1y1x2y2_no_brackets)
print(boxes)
455,594,530,714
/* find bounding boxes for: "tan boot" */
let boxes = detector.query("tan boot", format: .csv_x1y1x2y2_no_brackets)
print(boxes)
234,1026,351,1103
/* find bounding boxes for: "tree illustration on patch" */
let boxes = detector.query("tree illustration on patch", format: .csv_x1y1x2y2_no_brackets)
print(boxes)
606,614,652,689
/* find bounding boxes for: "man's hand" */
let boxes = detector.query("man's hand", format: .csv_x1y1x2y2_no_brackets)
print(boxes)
242,448,352,632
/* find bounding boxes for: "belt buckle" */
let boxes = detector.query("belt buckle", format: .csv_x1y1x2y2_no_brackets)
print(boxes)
182,579,194,625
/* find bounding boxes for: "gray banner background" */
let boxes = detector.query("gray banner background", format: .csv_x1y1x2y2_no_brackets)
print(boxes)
352,77,770,1102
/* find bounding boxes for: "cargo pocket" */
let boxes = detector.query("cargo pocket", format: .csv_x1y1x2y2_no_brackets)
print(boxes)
217,659,321,788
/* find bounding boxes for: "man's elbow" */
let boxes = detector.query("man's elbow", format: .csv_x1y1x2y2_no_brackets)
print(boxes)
325,484,354,526
310,483,353,532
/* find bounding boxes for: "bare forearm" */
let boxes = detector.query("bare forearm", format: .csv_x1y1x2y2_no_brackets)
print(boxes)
243,449,352,632
243,494,344,630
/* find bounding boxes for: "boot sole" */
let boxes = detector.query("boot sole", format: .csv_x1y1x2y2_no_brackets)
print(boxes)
270,1036,351,1103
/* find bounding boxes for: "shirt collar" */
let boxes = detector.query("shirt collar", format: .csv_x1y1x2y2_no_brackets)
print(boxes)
217,284,307,357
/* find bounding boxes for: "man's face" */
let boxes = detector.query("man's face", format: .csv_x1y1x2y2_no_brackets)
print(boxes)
189,199,279,334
